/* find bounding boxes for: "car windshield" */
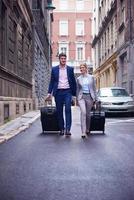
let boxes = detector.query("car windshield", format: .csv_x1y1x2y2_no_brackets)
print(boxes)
98,88,129,97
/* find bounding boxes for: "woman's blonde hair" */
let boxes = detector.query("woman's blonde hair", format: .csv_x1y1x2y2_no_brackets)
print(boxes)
80,63,88,69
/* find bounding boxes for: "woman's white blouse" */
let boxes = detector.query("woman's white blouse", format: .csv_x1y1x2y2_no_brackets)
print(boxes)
81,76,89,93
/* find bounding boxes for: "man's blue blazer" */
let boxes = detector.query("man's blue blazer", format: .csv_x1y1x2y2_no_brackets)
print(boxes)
48,65,76,96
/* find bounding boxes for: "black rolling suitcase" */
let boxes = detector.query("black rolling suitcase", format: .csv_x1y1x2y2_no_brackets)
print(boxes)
40,101,60,133
90,102,105,134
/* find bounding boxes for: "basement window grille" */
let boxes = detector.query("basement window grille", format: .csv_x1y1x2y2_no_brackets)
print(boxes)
24,103,26,112
29,103,31,110
4,104,9,121
16,103,19,114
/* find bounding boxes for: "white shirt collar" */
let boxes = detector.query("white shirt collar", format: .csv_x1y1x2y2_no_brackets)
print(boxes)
59,65,66,69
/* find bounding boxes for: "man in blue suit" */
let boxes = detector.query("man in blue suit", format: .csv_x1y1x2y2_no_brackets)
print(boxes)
46,53,76,136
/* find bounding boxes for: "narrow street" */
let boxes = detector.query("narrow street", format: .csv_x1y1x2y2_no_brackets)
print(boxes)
0,0,134,199
0,107,134,200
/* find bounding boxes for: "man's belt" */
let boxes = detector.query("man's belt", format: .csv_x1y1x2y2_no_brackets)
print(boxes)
58,88,70,90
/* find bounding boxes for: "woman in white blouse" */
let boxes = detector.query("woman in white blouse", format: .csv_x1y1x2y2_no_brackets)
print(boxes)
76,63,97,138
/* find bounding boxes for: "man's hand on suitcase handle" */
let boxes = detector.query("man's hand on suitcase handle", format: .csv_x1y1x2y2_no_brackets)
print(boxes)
45,94,52,102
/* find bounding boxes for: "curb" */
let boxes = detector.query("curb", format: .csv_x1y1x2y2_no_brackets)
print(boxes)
0,112,40,144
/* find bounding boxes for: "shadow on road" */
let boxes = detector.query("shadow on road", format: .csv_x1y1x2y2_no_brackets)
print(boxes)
105,112,134,118
38,131,59,137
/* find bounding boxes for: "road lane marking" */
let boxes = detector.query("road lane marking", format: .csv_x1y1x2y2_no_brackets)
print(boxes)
106,119,134,124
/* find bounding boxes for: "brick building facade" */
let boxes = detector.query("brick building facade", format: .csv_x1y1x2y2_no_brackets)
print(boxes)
52,0,93,76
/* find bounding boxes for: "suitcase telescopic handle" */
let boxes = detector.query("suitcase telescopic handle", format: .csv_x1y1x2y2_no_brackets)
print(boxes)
93,101,101,114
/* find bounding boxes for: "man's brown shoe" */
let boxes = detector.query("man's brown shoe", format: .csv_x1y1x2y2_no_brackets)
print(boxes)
65,131,71,136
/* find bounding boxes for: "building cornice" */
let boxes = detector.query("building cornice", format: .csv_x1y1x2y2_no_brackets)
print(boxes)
23,0,33,21
117,39,134,55
54,10,92,14
93,52,117,75
11,0,33,38
0,65,32,87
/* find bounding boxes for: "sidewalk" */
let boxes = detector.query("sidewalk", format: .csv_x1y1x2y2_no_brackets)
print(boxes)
0,110,40,144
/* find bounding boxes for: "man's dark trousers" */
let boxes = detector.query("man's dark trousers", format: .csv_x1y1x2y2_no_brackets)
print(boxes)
55,89,72,132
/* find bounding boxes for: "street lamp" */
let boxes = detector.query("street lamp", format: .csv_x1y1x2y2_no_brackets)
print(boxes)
45,2,56,68
46,2,56,10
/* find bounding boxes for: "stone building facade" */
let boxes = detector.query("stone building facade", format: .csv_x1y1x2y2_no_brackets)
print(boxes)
116,0,134,94
92,0,117,89
0,0,51,125
0,0,33,125
92,0,134,95
32,0,51,109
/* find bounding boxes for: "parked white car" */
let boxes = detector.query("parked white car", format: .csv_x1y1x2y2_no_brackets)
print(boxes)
97,87,134,115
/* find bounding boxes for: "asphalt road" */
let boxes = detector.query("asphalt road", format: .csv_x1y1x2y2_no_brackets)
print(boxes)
0,107,134,200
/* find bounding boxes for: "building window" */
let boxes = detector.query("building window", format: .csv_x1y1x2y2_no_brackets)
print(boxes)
29,103,31,110
0,2,6,66
111,21,113,48
104,32,107,57
94,17,96,35
76,43,85,61
101,37,104,60
76,0,84,10
78,47,83,60
24,102,26,112
76,21,84,36
98,40,101,63
120,0,125,24
107,28,110,54
32,0,40,9
129,80,133,94
4,104,9,121
59,43,68,58
16,103,19,114
120,53,127,90
60,0,68,10
59,20,68,36
61,47,67,54
13,22,17,73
